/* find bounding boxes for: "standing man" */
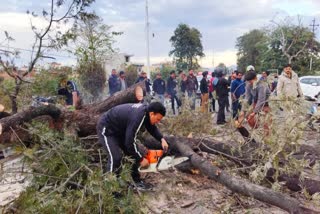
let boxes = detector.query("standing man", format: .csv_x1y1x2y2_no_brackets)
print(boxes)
186,69,198,97
177,70,187,98
245,65,255,105
136,71,152,94
186,69,198,110
153,73,166,105
108,69,120,96
230,70,245,118
200,71,209,113
208,73,216,112
97,102,169,190
119,71,128,91
58,74,80,109
215,68,230,125
276,64,303,98
167,70,181,115
180,73,187,96
244,71,271,130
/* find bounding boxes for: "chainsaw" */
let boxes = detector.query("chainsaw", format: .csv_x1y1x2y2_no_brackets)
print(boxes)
138,149,189,173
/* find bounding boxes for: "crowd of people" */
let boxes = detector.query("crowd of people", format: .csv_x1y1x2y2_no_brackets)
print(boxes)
211,64,303,129
106,64,304,126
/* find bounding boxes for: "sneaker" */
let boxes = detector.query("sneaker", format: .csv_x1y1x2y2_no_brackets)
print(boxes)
133,180,153,191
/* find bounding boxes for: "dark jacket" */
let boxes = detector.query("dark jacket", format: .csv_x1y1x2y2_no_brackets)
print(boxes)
58,80,79,105
153,78,166,95
109,74,120,95
97,103,163,161
247,81,271,113
167,76,177,96
230,78,245,98
181,80,186,93
136,77,151,93
200,77,208,94
186,75,198,92
215,77,229,98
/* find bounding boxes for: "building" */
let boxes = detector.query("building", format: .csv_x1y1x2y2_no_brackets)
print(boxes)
105,53,133,76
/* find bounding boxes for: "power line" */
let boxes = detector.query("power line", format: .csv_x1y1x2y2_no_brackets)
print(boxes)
0,44,77,59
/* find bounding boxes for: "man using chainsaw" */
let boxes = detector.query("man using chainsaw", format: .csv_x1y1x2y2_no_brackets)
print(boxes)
97,102,168,190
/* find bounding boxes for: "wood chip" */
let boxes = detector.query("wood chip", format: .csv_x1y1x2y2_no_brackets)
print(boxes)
180,200,195,208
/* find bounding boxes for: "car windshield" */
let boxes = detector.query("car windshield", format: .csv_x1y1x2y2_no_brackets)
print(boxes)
300,77,320,86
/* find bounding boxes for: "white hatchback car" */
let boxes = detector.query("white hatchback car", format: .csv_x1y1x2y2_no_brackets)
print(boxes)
299,76,320,99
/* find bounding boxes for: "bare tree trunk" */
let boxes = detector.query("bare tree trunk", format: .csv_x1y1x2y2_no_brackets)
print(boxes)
168,139,318,214
143,136,320,196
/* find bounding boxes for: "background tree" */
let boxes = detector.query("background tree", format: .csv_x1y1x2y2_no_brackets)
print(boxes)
70,14,119,103
169,23,205,70
268,16,320,74
236,29,268,72
0,0,94,113
236,17,320,75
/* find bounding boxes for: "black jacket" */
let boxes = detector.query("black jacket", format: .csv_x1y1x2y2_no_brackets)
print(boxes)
136,77,151,93
200,77,208,94
109,75,120,95
167,77,177,95
58,80,79,105
97,103,163,161
215,77,229,98
153,78,166,95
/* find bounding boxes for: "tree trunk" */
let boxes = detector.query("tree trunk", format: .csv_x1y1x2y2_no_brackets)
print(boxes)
0,82,145,143
142,136,320,196
168,138,318,214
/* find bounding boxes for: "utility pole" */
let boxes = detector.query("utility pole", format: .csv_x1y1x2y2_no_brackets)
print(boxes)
145,0,151,78
309,18,319,71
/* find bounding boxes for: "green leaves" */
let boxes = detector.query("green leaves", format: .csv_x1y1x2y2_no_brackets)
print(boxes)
15,122,142,213
236,17,320,74
169,23,205,70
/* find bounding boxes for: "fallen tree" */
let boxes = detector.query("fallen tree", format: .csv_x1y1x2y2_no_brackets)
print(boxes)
167,137,319,214
0,81,145,144
143,135,320,195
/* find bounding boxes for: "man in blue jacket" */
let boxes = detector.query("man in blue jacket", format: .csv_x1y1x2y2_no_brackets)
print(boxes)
97,102,169,190
58,74,80,109
230,70,245,118
108,69,120,96
153,73,166,105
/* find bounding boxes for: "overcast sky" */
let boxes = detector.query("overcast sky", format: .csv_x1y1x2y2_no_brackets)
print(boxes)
0,0,320,68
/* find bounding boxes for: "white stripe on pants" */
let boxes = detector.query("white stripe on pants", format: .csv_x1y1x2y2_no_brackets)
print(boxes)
102,127,114,172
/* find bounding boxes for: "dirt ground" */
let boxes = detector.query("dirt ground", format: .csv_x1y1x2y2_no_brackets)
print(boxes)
141,170,286,214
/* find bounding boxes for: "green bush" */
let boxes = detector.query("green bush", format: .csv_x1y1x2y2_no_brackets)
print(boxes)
14,122,142,213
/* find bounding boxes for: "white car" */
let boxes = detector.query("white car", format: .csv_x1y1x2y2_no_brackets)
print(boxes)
299,76,320,99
